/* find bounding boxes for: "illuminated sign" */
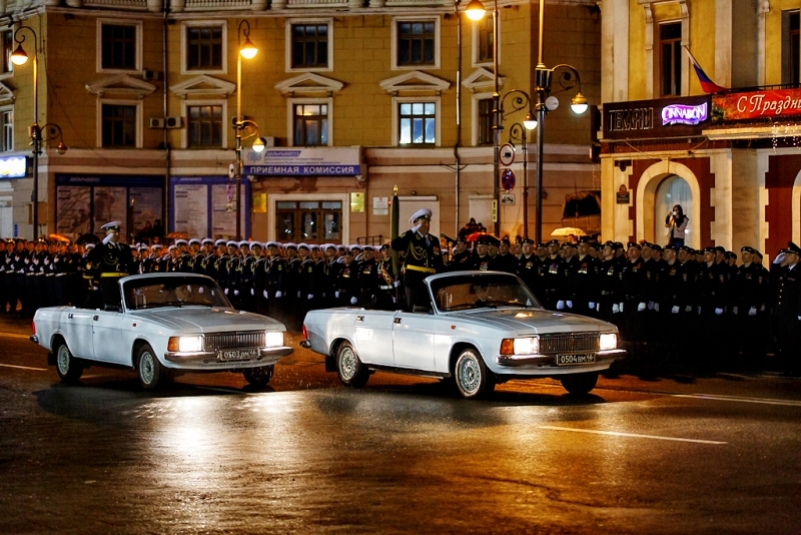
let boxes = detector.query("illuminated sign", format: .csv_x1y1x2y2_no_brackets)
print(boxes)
713,89,801,121
243,147,362,176
603,96,711,140
662,102,708,125
0,156,28,179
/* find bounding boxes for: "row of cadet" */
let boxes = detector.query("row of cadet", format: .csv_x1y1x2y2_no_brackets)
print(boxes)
4,230,801,373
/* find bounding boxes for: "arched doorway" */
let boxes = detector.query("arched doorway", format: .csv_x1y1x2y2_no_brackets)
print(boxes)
653,175,693,247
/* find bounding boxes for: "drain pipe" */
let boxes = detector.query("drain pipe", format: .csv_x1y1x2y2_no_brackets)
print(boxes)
162,0,171,233
453,0,463,237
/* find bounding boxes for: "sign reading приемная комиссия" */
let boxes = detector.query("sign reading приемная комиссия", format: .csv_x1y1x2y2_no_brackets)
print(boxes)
243,147,362,177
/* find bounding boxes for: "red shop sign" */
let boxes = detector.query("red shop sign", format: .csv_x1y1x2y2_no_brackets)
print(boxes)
713,89,801,121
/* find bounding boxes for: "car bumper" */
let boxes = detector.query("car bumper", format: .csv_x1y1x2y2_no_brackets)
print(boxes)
495,349,626,369
164,346,294,367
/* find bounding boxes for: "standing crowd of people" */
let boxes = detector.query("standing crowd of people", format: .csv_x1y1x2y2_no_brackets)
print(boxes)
2,210,801,374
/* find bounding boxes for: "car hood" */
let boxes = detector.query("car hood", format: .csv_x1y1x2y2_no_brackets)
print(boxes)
134,308,284,333
448,308,614,335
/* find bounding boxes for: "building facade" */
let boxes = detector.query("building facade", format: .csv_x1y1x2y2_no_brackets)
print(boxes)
600,0,801,258
0,0,600,244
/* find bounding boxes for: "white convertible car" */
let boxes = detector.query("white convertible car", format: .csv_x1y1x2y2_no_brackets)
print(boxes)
301,271,626,398
30,273,293,390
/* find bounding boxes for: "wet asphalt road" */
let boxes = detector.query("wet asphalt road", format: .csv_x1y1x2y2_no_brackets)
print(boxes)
1,318,801,535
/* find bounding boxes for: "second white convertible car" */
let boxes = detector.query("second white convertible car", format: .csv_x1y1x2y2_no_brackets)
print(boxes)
31,273,293,390
301,271,625,398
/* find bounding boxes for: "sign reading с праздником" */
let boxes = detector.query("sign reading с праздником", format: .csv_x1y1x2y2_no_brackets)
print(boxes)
713,89,801,121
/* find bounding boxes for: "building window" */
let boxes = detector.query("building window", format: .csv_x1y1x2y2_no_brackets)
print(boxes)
186,26,223,71
188,105,222,148
1,110,11,151
397,21,435,67
275,200,342,244
292,24,328,69
784,10,800,84
293,103,328,146
1,30,12,74
659,22,682,97
478,98,493,145
476,17,493,64
102,104,137,148
399,102,436,146
101,24,137,70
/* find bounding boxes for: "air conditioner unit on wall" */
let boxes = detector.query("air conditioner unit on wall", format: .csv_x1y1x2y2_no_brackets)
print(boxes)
142,69,159,81
149,118,164,129
165,116,183,129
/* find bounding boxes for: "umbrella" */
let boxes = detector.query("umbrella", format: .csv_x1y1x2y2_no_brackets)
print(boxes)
48,233,71,243
550,227,587,238
466,232,499,243
76,232,101,245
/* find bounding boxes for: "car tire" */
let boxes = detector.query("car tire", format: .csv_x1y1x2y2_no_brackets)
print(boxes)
336,342,369,388
453,348,494,399
137,343,164,390
54,341,83,384
560,372,599,395
243,365,274,388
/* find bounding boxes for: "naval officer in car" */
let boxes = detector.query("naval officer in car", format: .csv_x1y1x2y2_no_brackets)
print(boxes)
85,220,134,309
391,208,443,311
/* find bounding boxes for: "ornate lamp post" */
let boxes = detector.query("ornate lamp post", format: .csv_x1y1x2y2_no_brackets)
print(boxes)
11,27,68,241
234,20,259,241
466,0,589,244
497,90,537,238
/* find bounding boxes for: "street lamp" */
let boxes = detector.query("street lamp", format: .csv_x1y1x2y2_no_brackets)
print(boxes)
467,0,588,244
234,20,258,241
10,25,42,240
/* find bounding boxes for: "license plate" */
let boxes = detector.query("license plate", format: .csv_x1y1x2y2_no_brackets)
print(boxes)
217,348,259,361
556,354,596,366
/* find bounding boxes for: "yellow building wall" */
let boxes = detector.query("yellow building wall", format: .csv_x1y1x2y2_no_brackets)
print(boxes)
765,0,799,85
628,0,646,101
687,0,715,96
17,4,597,154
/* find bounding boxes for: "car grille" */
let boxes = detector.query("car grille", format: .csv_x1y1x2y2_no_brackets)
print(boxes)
539,333,599,354
204,331,264,351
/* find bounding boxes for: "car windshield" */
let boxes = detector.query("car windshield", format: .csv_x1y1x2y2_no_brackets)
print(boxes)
123,276,231,310
430,273,542,312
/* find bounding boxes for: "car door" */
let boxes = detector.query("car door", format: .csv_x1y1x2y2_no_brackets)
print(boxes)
92,310,127,365
61,309,96,360
352,311,395,367
392,311,435,372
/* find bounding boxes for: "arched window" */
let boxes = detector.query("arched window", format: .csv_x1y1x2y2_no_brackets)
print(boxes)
654,175,693,246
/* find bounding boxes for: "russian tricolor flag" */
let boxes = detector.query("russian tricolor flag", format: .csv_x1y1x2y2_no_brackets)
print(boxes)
685,47,727,94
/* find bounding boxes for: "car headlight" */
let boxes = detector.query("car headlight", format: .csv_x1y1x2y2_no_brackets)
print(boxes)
599,333,618,350
265,331,284,348
168,335,203,353
500,336,540,355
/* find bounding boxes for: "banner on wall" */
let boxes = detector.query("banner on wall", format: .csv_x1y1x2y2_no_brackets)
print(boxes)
713,89,801,121
242,147,362,177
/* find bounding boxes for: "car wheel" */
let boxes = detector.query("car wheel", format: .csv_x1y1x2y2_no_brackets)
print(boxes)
336,342,369,388
137,343,164,390
54,341,83,384
453,348,494,399
560,372,599,395
243,365,274,388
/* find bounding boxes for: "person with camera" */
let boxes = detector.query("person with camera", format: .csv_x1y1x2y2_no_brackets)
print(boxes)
665,204,689,247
